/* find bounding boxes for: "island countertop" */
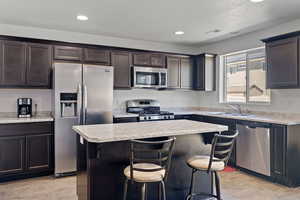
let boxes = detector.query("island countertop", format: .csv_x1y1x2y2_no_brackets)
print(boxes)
72,119,228,143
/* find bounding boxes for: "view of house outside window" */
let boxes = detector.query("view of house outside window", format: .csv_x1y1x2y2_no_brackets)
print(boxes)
222,47,270,104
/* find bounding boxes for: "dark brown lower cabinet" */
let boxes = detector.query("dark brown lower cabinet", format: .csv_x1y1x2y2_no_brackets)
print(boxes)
0,122,54,182
0,136,25,175
270,125,286,181
270,124,300,187
26,134,53,171
187,114,300,187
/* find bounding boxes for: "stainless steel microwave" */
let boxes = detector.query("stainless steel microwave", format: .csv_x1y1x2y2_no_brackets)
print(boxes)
133,66,167,88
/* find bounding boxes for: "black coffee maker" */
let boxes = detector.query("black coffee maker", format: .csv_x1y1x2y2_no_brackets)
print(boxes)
17,98,32,118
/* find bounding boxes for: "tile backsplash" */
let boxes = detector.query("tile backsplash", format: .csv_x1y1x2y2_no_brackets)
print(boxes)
0,89,201,114
113,89,201,111
0,89,52,113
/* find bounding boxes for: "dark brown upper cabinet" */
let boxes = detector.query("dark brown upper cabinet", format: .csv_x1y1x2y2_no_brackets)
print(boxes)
193,54,216,91
0,41,52,88
1,41,27,86
83,48,110,65
133,52,165,68
167,56,181,88
167,56,193,89
133,52,151,66
265,37,299,89
27,43,52,88
150,53,166,67
54,45,82,61
111,51,132,89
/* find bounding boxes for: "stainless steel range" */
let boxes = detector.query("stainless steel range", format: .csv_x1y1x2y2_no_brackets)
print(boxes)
126,99,174,121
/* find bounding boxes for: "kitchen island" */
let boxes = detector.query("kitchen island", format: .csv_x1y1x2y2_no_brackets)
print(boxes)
73,120,228,200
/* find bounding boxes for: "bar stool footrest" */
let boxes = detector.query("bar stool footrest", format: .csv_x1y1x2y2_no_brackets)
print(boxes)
187,192,221,200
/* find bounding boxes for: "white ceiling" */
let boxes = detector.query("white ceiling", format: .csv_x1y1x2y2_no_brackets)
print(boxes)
1,0,300,46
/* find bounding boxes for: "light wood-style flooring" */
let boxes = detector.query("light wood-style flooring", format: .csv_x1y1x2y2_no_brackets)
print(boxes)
1,171,300,200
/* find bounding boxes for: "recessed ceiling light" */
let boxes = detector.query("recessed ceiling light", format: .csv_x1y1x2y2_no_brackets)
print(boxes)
175,31,184,35
250,0,264,3
77,15,88,21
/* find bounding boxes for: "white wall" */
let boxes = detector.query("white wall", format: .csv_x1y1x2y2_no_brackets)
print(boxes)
113,89,201,111
2,17,300,114
0,23,198,55
0,89,51,113
197,18,300,114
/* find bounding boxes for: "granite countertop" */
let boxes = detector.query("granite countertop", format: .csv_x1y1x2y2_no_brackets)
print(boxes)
113,108,300,126
168,109,300,126
73,119,227,143
0,112,54,124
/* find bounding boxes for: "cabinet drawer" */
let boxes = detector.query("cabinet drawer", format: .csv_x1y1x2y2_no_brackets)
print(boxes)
113,117,138,123
0,122,53,137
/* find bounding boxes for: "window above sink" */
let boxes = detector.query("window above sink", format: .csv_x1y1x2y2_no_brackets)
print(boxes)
219,47,271,104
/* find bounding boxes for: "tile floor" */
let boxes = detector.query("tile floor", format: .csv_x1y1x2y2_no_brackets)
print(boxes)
0,171,300,200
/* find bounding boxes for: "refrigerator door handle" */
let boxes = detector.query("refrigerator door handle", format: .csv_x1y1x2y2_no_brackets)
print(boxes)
77,83,82,125
83,84,88,124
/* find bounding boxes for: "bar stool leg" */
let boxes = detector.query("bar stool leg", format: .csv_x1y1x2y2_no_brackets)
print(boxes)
210,171,214,196
160,180,167,200
145,183,148,200
159,182,162,200
214,172,221,200
141,183,146,200
123,178,128,200
185,169,196,200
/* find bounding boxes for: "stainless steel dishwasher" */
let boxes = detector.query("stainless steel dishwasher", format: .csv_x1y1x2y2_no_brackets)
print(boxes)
236,121,271,176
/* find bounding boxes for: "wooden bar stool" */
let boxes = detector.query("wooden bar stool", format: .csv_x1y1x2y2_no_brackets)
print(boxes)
185,131,239,200
123,137,176,200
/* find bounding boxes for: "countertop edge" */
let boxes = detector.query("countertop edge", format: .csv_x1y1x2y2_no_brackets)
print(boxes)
73,120,228,143
113,111,300,126
0,117,54,124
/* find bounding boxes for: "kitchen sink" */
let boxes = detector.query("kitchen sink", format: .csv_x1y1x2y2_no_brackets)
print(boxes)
223,113,255,117
206,112,256,118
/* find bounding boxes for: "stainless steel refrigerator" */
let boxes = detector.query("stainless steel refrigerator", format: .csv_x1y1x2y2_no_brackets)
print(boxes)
52,62,113,176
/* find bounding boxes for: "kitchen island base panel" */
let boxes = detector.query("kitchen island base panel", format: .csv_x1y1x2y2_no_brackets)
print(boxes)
77,134,213,200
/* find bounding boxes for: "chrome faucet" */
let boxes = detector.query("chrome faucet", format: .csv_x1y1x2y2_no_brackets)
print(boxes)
228,104,242,114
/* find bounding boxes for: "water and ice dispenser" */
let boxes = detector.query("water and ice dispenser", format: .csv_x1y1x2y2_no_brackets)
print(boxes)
60,93,78,118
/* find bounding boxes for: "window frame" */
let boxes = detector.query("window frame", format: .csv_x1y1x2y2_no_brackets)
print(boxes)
220,46,271,105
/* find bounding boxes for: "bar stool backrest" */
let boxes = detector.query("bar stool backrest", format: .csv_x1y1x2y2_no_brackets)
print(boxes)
208,130,239,173
129,136,176,181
